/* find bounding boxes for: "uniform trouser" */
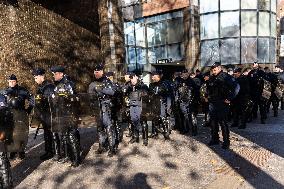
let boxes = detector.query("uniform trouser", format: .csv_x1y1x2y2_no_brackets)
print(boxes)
268,94,280,116
232,98,250,128
252,97,267,120
43,125,53,154
98,103,115,150
52,133,60,157
209,102,230,145
173,102,182,131
130,105,148,142
179,101,197,134
0,152,12,189
60,128,80,164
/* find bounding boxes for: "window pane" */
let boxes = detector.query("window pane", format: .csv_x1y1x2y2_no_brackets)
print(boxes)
258,38,270,63
259,0,270,10
271,0,277,13
241,11,257,36
241,0,257,9
167,18,183,43
124,22,135,45
146,22,167,47
259,12,270,36
135,22,146,47
270,38,276,63
201,40,219,67
220,0,239,11
201,13,219,39
136,47,147,64
220,12,239,37
129,47,136,64
200,0,218,13
241,38,257,63
220,39,240,64
271,14,277,37
148,46,167,63
168,43,184,61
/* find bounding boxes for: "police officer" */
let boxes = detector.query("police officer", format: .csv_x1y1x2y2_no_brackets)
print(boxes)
0,94,13,188
200,71,210,127
248,62,268,124
149,70,172,140
88,64,116,157
231,68,251,129
177,69,198,135
51,66,81,167
32,68,55,160
4,74,34,160
207,62,239,149
265,68,280,117
124,73,149,145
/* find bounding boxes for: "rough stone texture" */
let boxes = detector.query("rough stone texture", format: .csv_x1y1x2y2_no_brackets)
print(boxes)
12,110,284,189
0,0,101,92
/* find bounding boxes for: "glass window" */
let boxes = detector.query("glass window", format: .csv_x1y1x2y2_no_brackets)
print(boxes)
220,0,239,11
200,0,218,13
241,38,257,63
259,0,270,10
271,0,277,13
220,39,240,64
136,47,147,64
258,38,270,63
128,47,136,64
241,0,257,9
167,43,184,61
241,11,257,36
135,22,146,47
270,39,276,63
124,22,135,45
201,40,220,67
220,12,239,37
167,18,183,43
259,12,270,36
271,14,277,37
146,21,167,47
201,13,219,39
148,46,167,63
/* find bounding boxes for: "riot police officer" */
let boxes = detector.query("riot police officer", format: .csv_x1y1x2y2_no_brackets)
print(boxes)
149,70,172,140
32,68,55,160
88,64,117,157
207,62,239,149
0,94,13,188
248,62,268,124
231,68,251,129
265,68,280,117
124,73,148,146
4,74,34,160
51,66,81,167
177,69,198,135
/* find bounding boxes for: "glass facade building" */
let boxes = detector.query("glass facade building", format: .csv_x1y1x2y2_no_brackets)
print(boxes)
200,0,277,67
124,11,185,71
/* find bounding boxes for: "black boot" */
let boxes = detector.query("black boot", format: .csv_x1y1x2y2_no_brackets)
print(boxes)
69,130,81,167
162,118,170,140
142,122,148,146
108,147,116,157
220,121,230,149
19,152,25,160
96,144,107,154
191,114,198,136
0,153,12,189
52,133,61,161
58,134,69,163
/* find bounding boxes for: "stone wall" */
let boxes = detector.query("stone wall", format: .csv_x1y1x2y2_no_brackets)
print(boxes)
0,0,101,92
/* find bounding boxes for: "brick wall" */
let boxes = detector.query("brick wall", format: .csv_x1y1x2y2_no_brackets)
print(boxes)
0,0,101,92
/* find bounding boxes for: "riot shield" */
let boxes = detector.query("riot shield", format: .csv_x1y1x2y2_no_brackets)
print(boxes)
261,79,272,100
6,110,29,152
48,95,79,133
77,93,100,127
141,95,161,121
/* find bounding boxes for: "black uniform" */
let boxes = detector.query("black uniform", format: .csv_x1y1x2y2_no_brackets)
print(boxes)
53,75,81,167
4,84,33,159
176,77,198,135
207,70,239,149
0,94,13,189
266,72,280,117
124,80,149,145
149,79,172,140
231,74,252,129
248,68,268,123
88,75,116,156
34,80,55,160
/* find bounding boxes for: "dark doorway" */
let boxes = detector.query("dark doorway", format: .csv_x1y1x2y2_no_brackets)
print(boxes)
153,64,185,80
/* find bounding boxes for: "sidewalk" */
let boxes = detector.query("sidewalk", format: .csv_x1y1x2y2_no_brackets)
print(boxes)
13,111,284,189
